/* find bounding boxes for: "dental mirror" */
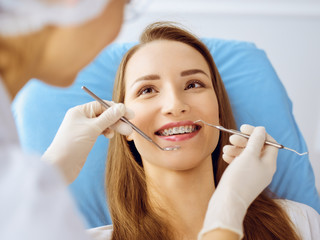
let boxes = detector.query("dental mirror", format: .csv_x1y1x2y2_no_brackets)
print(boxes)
82,86,180,151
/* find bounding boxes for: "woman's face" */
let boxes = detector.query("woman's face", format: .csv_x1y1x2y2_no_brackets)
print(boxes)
124,40,220,172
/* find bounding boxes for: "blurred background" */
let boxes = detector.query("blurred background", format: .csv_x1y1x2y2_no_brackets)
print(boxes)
116,0,320,191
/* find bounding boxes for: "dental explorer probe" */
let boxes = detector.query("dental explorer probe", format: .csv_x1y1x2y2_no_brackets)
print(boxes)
194,120,308,156
82,86,180,151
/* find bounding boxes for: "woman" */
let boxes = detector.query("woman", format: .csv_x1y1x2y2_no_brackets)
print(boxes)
86,22,319,240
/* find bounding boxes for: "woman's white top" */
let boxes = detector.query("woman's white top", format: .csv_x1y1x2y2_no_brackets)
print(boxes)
0,77,91,240
87,199,320,240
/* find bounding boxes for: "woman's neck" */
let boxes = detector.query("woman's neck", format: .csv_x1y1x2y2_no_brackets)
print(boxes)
146,157,215,240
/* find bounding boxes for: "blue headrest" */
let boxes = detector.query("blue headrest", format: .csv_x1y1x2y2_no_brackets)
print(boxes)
12,39,320,228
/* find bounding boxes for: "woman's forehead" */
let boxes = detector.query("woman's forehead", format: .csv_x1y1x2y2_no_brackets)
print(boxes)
131,40,201,60
125,40,211,79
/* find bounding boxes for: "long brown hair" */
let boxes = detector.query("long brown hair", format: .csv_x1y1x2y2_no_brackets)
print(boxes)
106,22,300,240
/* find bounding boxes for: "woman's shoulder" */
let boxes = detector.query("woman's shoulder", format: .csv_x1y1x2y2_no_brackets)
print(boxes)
275,199,320,239
87,225,113,240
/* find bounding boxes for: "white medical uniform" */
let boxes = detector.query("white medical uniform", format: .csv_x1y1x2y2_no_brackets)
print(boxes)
0,77,92,240
87,200,320,240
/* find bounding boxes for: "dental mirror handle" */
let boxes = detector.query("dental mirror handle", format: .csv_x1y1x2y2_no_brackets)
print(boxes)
81,86,179,151
81,86,150,139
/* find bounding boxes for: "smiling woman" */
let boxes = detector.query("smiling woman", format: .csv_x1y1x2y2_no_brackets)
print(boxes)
100,22,314,240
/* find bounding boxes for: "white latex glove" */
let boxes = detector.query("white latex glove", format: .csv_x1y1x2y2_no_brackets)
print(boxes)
198,125,278,240
42,100,134,184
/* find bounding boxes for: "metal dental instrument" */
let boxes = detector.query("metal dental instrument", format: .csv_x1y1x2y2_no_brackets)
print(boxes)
194,120,308,156
82,86,180,151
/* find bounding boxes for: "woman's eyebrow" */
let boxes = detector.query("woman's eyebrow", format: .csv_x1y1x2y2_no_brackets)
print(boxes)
131,74,160,87
181,69,209,77
130,69,208,87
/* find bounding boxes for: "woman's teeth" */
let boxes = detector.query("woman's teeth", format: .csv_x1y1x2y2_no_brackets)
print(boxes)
157,125,199,136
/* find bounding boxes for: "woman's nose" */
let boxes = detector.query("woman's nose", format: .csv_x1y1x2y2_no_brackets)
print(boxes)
161,91,190,117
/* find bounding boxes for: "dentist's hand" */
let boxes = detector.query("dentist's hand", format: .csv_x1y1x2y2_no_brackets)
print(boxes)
199,125,278,240
42,101,134,184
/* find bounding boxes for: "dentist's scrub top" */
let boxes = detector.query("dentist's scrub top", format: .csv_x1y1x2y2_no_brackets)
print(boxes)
0,77,91,240
87,200,320,239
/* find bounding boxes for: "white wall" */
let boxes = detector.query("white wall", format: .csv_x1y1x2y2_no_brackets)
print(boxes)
116,0,320,191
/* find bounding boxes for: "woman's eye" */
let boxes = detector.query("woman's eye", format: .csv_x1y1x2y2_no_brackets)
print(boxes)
137,86,157,96
185,80,205,90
